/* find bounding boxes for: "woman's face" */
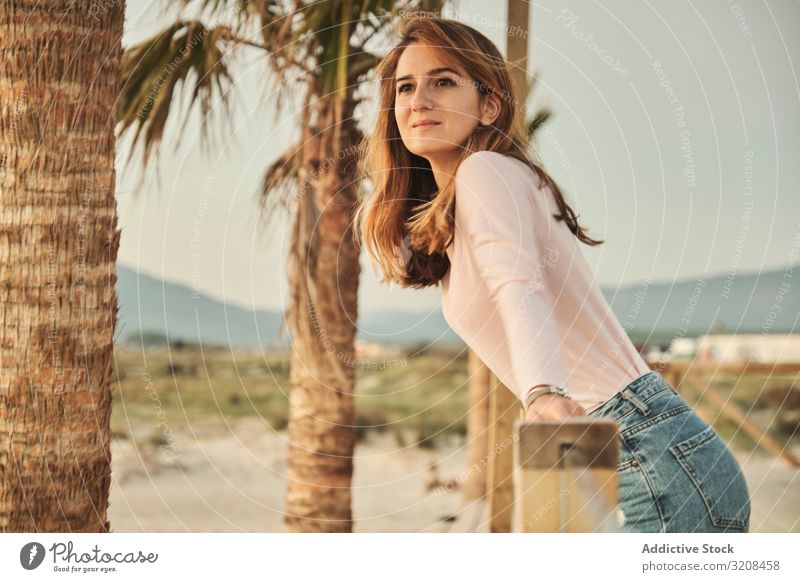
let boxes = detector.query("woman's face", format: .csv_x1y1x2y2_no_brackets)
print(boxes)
393,43,498,170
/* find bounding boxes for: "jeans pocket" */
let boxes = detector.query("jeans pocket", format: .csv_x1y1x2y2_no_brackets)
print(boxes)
669,425,751,531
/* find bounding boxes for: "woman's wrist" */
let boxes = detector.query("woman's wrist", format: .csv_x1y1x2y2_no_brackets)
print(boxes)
524,385,571,411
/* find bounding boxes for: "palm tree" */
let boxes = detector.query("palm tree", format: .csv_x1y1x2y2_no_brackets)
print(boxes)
116,0,445,532
0,0,126,531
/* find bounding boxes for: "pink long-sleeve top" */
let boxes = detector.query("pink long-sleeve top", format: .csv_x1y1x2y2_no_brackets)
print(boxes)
440,150,652,414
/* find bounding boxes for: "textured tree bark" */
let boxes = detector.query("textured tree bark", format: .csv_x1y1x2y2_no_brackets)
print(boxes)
0,0,125,532
283,98,361,532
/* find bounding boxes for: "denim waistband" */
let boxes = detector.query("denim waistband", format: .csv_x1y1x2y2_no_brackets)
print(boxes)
588,371,673,418
622,370,671,400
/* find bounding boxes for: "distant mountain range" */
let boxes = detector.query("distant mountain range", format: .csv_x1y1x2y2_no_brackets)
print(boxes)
117,264,797,349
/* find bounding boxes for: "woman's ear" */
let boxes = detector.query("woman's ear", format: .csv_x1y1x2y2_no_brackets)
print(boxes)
479,93,502,127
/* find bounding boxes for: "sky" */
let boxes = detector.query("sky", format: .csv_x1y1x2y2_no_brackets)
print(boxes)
116,0,800,314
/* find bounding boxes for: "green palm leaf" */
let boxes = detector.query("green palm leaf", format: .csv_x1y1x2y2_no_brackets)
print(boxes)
116,20,236,181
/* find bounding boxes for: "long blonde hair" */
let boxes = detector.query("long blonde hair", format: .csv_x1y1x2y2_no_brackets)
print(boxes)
354,15,602,289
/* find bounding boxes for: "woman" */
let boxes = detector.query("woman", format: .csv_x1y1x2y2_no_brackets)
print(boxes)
354,15,750,533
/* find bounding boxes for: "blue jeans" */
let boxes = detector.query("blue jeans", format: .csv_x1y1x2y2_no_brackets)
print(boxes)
586,371,751,532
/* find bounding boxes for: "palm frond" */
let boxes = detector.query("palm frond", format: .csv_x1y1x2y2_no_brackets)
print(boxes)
527,108,552,142
257,142,304,232
176,0,255,26
115,20,237,182
522,70,552,142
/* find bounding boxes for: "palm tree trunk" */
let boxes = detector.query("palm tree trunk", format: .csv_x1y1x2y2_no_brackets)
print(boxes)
0,0,124,532
283,97,361,532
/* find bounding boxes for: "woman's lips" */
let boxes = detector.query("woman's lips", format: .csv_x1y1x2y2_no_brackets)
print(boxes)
413,122,440,129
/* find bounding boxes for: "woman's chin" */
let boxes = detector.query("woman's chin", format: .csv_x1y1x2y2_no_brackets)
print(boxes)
406,142,460,160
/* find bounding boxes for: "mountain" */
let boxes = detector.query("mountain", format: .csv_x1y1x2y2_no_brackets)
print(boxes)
116,264,797,348
116,265,287,349
608,269,797,344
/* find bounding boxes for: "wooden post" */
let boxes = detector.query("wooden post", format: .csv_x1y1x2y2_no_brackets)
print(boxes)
482,0,533,535
483,0,534,536
462,351,493,501
485,372,518,532
507,0,529,100
514,418,621,532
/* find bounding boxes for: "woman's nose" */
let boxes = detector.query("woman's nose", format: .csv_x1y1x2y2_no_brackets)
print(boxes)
409,85,433,111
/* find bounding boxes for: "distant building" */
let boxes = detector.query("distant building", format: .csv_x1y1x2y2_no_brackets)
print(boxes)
692,334,800,363
644,345,664,361
667,338,699,361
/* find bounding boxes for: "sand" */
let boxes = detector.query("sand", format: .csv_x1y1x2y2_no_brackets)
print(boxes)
108,417,799,532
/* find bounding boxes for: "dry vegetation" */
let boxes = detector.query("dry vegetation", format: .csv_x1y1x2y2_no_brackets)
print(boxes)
111,344,799,453
111,344,471,449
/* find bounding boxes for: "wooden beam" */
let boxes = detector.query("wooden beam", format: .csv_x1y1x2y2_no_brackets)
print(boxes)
506,0,529,104
655,361,800,376
514,418,621,532
462,351,492,501
485,372,518,532
682,372,800,468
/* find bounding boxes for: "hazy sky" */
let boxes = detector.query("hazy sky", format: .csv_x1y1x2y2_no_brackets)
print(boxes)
117,0,800,313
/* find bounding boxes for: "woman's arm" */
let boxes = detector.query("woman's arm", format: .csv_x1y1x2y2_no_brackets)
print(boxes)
453,151,571,406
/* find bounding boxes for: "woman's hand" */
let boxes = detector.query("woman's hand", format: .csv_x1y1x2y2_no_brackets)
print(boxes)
524,393,587,422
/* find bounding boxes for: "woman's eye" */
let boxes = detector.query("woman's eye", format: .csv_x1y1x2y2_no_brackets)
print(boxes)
397,78,455,94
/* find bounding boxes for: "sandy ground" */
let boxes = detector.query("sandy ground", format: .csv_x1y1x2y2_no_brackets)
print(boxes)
108,418,799,532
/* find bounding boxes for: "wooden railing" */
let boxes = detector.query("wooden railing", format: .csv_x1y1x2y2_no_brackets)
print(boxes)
514,417,621,532
484,371,622,533
484,360,800,532
651,361,800,467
